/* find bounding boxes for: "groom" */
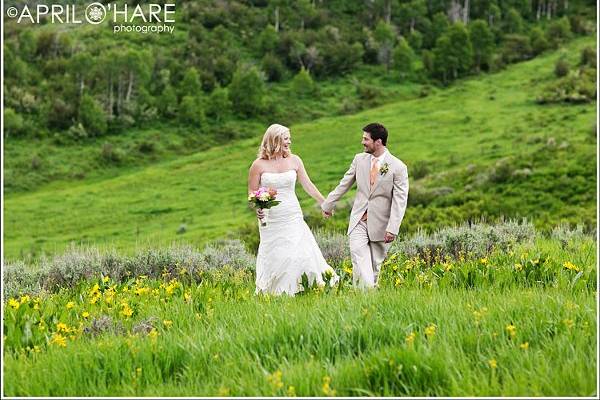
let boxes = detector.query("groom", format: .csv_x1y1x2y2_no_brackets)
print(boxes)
321,123,409,288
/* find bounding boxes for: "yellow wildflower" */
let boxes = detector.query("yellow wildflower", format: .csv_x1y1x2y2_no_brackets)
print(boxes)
134,287,150,296
82,311,90,319
488,359,497,369
217,387,230,397
514,263,523,271
424,323,437,339
405,331,416,345
8,298,20,310
163,320,173,328
148,328,159,339
563,319,574,329
287,386,296,397
394,276,403,287
563,261,581,272
66,301,75,310
267,370,284,392
50,333,67,347
505,324,516,338
56,322,69,333
322,376,336,397
121,303,134,318
103,276,110,283
184,292,192,302
20,295,31,304
520,342,529,350
480,258,488,265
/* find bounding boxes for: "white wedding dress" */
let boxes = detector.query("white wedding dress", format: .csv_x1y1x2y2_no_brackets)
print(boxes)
255,169,339,296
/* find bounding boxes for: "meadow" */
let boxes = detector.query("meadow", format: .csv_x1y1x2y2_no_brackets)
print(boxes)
2,221,597,397
3,35,597,260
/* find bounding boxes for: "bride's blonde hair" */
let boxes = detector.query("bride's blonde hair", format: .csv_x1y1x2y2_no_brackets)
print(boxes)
258,124,291,160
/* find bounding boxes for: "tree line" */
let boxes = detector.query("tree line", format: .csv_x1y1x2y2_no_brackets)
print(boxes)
3,0,596,139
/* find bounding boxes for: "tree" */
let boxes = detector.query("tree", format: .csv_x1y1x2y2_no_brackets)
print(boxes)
432,23,473,83
180,67,202,98
228,65,265,117
530,27,549,55
179,95,205,126
501,34,532,63
4,108,24,138
374,21,396,71
18,30,36,61
504,8,524,33
157,85,178,118
546,16,572,47
425,13,449,48
257,25,279,54
421,49,434,76
407,30,423,52
291,67,315,97
262,53,286,82
206,86,231,122
433,35,454,83
393,37,415,79
469,20,494,71
69,52,93,98
78,94,107,136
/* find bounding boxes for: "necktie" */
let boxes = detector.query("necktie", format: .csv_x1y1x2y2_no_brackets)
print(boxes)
370,157,378,188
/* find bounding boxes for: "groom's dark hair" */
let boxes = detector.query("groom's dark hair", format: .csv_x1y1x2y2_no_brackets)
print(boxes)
363,123,388,146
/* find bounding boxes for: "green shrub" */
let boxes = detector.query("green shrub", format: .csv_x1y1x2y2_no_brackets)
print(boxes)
554,57,570,77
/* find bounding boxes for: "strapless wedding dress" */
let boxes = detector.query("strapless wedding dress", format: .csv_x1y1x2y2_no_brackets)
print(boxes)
255,169,339,295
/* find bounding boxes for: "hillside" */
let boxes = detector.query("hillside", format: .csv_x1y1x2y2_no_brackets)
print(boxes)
3,36,597,260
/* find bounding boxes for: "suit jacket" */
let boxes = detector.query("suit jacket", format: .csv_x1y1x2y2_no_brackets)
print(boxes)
321,151,409,241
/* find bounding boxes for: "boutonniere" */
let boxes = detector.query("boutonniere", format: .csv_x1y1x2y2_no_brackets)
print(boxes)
379,163,389,175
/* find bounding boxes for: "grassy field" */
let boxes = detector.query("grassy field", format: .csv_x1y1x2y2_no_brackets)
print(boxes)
2,232,596,397
4,35,596,260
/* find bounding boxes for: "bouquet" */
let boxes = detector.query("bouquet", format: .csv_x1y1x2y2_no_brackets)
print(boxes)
248,187,280,227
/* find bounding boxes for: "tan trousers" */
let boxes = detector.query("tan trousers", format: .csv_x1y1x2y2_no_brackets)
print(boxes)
349,220,391,289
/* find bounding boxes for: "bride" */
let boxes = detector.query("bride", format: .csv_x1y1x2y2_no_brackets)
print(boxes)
248,124,339,295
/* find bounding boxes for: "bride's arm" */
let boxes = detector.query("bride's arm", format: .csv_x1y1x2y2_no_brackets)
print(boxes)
248,160,261,192
248,160,263,218
294,155,325,205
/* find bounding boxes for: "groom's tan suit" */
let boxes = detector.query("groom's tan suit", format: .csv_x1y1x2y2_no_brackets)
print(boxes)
321,150,409,287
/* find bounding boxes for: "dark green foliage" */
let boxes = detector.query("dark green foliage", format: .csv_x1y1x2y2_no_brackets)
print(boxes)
501,34,532,63
206,87,232,122
1,0,594,142
78,95,107,137
393,37,415,79
469,20,495,71
547,16,573,47
530,27,549,56
433,24,473,83
261,53,286,82
179,95,206,126
3,108,25,138
291,67,315,97
580,46,596,68
228,65,265,117
554,57,570,77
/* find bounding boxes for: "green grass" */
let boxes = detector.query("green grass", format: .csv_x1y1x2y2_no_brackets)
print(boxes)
3,36,596,260
3,237,596,396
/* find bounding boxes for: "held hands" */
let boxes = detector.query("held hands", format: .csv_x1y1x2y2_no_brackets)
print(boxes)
256,208,264,219
322,210,332,219
384,231,397,243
